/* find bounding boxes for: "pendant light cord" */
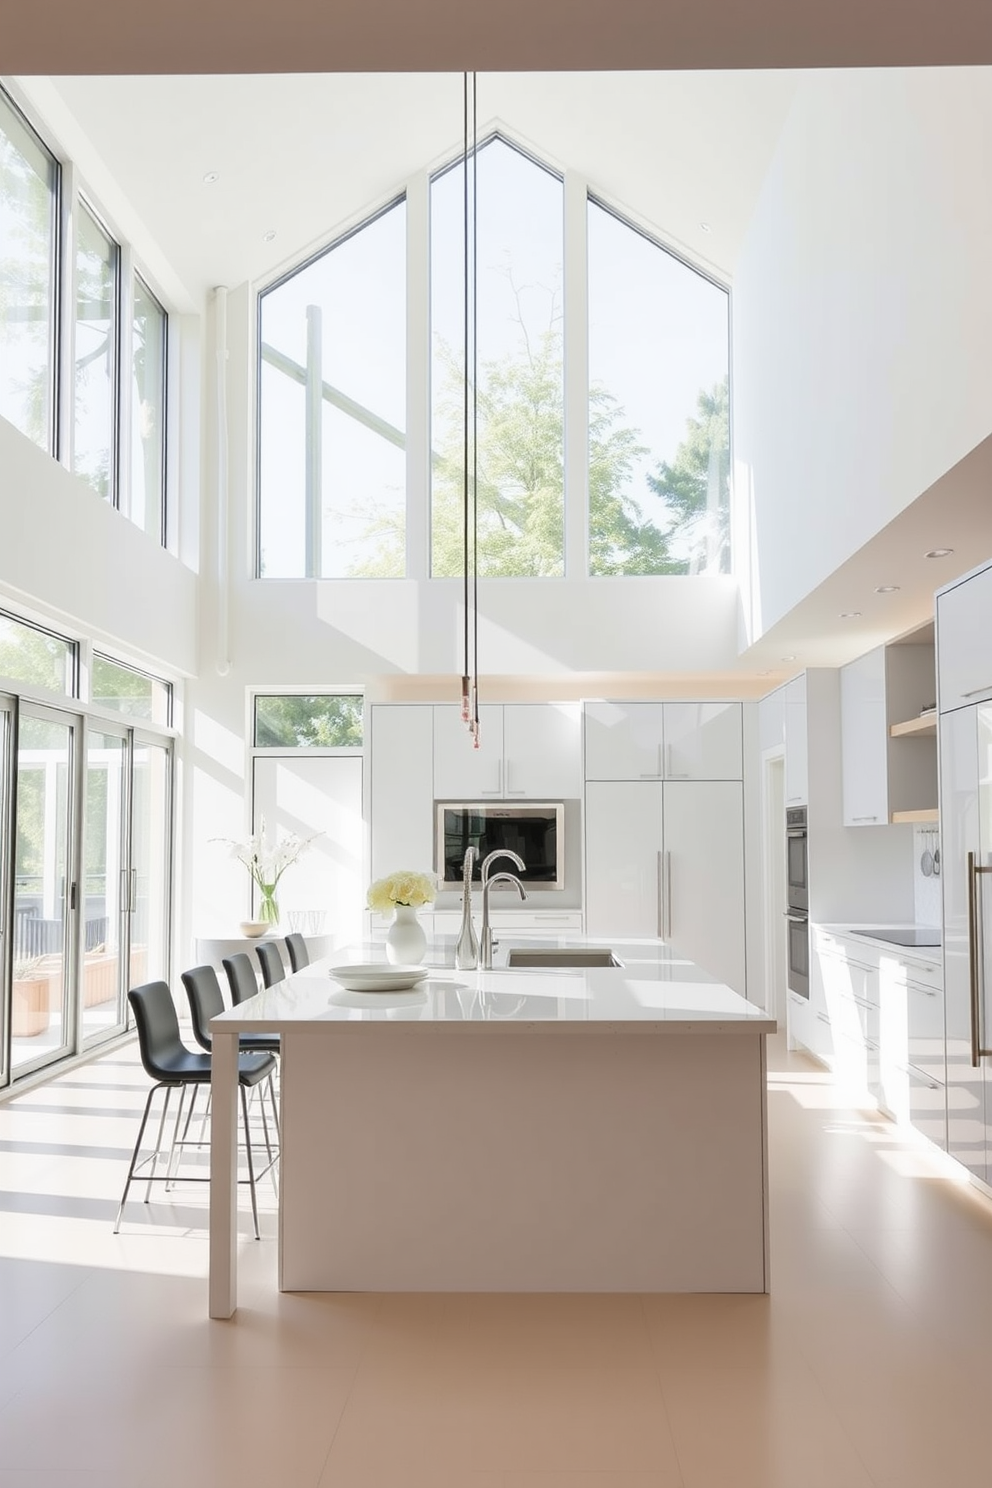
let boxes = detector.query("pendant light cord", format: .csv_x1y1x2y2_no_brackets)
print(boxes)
471,72,480,739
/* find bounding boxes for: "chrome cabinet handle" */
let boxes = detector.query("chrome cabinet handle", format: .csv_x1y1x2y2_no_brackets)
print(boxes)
967,851,992,1065
657,851,663,938
963,684,992,698
664,850,672,941
853,815,880,823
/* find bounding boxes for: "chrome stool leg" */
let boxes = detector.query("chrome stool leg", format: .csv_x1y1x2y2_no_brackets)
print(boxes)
114,1083,160,1234
240,1084,261,1240
144,1084,174,1203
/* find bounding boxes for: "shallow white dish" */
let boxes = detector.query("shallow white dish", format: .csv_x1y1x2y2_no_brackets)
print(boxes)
328,963,431,993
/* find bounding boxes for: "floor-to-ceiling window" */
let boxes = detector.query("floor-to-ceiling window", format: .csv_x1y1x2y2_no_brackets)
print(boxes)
0,611,175,1088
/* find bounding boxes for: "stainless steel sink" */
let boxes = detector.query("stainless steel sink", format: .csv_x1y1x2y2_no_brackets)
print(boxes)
504,947,623,968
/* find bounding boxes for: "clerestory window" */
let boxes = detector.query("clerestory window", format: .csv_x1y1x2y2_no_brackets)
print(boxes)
256,134,729,581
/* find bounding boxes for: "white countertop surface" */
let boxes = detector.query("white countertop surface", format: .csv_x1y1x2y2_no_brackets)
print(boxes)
210,937,776,1036
818,923,942,964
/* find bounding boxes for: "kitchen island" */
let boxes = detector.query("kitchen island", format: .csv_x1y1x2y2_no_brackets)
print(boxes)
208,939,775,1318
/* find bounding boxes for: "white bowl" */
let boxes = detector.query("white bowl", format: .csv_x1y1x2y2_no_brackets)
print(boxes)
239,920,272,939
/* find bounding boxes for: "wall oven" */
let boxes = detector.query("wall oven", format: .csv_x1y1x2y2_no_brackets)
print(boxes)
785,806,809,998
436,802,564,890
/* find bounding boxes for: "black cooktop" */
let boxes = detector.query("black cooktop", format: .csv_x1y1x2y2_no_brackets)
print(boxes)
856,927,941,948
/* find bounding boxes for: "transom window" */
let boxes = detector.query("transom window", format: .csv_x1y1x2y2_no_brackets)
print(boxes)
253,694,364,749
256,134,729,580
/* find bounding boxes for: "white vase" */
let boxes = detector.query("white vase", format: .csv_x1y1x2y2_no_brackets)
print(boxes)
385,904,427,965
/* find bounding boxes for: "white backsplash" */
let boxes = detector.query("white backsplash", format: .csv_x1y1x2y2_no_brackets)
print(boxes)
913,823,942,927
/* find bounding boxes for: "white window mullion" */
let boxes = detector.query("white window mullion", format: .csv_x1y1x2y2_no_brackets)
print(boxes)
56,158,77,471
117,242,135,518
406,172,430,581
563,170,589,578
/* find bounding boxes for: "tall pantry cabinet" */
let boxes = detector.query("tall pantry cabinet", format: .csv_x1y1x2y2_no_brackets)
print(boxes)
583,702,747,993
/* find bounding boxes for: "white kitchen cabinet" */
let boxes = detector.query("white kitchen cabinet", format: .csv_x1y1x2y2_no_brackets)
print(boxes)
434,703,581,800
584,701,742,782
840,643,936,825
584,781,664,939
369,705,435,881
758,685,786,756
662,780,745,992
502,703,582,798
783,675,808,806
661,703,743,780
937,560,992,713
433,704,503,799
584,702,665,781
584,778,746,992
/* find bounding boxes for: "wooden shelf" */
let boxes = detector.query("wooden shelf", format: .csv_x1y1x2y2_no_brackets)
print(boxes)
890,714,937,738
891,808,939,823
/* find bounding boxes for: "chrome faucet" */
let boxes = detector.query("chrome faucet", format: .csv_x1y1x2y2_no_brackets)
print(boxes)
480,870,527,969
480,848,525,888
455,845,480,970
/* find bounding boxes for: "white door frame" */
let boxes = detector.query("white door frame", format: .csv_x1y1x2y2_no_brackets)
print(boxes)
762,747,787,1025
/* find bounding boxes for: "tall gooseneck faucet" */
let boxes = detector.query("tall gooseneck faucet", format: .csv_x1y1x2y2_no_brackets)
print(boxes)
455,846,480,970
481,869,527,969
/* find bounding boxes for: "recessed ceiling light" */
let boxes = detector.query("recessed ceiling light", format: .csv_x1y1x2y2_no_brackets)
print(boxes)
925,548,954,558
874,585,900,594
839,611,862,619
262,229,277,242
699,222,712,233
202,170,220,184
781,655,797,662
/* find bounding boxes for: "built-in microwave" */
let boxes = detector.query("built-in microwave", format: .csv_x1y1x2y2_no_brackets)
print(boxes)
435,802,564,890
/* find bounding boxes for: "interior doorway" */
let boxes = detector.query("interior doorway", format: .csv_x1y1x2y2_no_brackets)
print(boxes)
763,751,787,1024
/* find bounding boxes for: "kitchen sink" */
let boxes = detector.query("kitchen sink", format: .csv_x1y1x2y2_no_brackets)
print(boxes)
504,947,624,968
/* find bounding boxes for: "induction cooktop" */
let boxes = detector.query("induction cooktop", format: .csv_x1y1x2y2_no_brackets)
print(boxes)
855,927,941,948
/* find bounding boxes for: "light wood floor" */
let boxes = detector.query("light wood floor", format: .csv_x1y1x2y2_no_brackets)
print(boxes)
0,1032,990,1487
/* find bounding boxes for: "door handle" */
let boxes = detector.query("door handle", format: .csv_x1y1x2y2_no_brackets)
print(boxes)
967,851,992,1066
656,850,663,938
130,868,137,914
664,850,672,941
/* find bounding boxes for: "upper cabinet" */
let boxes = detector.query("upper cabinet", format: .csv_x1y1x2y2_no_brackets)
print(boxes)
937,561,992,713
840,642,937,826
433,703,582,800
783,675,808,806
584,701,742,781
369,705,435,879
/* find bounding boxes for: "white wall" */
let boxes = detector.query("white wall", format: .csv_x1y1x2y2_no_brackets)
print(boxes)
734,68,992,643
0,415,198,674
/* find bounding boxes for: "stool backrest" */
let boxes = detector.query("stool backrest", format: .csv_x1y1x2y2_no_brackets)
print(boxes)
256,940,285,989
181,964,226,1051
223,952,259,1006
285,932,309,972
128,981,186,1081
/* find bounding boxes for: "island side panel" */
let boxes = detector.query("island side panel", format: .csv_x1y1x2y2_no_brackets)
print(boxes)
279,1025,768,1292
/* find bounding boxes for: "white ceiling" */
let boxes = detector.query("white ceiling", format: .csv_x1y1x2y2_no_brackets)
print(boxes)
26,71,798,305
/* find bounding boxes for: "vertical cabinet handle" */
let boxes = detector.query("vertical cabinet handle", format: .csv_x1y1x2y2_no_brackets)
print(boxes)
968,852,992,1065
130,868,137,915
120,868,129,915
657,851,663,938
665,850,672,941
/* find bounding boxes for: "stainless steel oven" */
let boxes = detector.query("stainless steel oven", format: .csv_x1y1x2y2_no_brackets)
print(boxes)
786,806,808,913
785,911,810,999
785,807,809,997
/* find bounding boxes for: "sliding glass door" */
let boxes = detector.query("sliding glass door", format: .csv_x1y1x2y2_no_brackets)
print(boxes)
0,699,13,1085
79,726,171,1049
11,707,77,1079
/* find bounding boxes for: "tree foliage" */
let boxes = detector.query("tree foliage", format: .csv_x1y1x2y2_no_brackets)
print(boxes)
253,695,364,749
647,377,730,575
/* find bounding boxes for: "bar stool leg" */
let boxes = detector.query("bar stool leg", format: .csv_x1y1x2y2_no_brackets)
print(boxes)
114,1083,159,1234
240,1084,261,1240
144,1085,174,1203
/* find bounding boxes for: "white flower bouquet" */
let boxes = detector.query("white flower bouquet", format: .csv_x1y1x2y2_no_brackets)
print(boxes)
216,818,318,924
367,870,436,914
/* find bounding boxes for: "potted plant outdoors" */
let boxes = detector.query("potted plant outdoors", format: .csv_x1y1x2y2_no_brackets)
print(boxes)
216,819,319,936
11,956,53,1038
367,870,436,965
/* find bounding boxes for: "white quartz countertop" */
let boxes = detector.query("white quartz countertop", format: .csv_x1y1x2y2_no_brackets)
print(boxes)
819,923,942,964
211,937,776,1036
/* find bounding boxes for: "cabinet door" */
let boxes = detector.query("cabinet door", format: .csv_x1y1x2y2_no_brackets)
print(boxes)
433,705,503,799
840,647,888,825
940,706,986,1181
783,675,808,806
937,564,992,712
370,706,435,881
663,702,742,780
503,704,582,798
584,781,662,937
662,781,746,993
583,702,665,781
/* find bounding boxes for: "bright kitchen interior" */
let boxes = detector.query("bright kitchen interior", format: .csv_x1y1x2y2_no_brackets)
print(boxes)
2,21,992,1484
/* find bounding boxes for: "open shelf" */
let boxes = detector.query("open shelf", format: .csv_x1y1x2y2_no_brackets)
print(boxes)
891,808,939,823
890,714,937,738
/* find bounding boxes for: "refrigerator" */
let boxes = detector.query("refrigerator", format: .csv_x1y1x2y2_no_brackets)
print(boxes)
941,703,992,1183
